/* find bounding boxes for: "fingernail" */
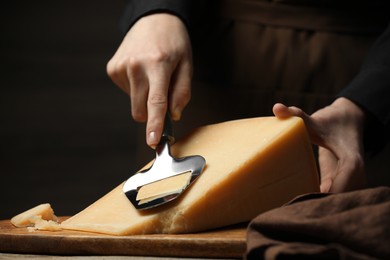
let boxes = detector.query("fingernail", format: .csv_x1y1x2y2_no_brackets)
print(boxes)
172,108,182,121
148,131,157,146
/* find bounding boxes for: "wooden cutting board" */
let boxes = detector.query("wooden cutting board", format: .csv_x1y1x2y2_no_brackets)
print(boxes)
0,217,247,258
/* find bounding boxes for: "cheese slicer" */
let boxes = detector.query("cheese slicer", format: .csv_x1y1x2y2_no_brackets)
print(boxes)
123,113,206,210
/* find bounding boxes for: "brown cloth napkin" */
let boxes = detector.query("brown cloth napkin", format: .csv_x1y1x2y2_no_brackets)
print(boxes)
246,186,390,259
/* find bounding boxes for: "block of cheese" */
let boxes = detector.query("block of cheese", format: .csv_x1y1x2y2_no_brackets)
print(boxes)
11,203,61,231
61,116,319,235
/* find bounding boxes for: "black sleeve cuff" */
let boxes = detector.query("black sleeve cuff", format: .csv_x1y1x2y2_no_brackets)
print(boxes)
338,66,390,154
120,0,192,34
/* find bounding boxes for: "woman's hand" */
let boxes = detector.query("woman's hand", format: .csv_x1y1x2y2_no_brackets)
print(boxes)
273,98,366,193
107,13,193,147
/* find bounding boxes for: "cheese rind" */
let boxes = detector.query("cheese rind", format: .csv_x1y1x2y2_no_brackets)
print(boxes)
61,117,319,235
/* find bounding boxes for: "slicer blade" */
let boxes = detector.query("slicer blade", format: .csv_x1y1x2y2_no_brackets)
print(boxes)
122,114,206,210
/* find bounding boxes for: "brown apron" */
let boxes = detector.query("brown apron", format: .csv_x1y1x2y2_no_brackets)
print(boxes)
191,0,388,116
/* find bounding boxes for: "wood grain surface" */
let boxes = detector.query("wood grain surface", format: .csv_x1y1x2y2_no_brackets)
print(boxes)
0,218,247,258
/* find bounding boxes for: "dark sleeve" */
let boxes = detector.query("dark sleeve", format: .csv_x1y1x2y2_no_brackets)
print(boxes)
337,23,390,153
119,0,192,33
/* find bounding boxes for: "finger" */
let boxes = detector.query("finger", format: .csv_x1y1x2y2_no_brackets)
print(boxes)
169,59,192,121
329,153,365,193
273,103,311,122
106,56,131,95
127,61,148,122
318,147,338,192
146,66,171,147
285,105,310,120
272,103,292,118
319,147,339,176
273,104,325,145
320,178,333,193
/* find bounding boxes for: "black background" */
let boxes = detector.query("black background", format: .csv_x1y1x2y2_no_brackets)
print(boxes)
0,2,139,219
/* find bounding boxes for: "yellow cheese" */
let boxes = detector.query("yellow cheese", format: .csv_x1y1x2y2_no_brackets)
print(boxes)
61,117,319,235
137,171,192,204
11,203,58,228
29,218,62,232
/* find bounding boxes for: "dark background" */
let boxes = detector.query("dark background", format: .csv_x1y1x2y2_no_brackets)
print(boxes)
1,2,389,220
0,2,139,219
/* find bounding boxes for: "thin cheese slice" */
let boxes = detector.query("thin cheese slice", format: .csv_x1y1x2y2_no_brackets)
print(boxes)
137,171,192,204
61,117,319,235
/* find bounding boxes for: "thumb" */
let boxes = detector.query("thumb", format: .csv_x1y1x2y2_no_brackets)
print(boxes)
273,103,324,146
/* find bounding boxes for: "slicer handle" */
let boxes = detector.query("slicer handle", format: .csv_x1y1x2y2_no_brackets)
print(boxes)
161,113,175,144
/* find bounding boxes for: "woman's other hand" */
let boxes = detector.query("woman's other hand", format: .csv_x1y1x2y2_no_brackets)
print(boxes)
273,98,366,193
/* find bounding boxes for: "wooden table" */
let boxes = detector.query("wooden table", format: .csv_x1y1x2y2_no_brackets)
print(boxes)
0,218,247,259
